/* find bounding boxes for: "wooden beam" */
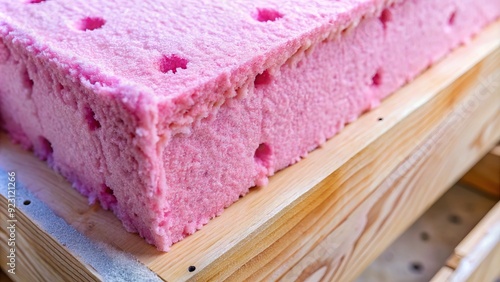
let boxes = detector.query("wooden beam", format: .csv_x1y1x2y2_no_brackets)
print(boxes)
0,21,498,282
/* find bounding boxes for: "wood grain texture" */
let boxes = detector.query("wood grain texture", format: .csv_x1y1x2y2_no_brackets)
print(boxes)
461,151,500,199
0,198,101,282
0,21,498,282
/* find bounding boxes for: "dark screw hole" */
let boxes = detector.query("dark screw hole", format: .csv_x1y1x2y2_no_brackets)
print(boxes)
448,214,462,225
188,265,196,272
23,200,31,206
410,262,423,273
420,232,430,241
378,117,384,121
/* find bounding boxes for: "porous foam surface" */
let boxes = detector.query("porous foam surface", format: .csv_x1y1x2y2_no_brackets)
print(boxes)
0,0,498,250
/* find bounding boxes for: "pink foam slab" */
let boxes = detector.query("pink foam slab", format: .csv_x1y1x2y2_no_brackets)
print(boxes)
0,0,498,250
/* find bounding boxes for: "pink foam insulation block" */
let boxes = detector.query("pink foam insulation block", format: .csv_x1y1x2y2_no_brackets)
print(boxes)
0,0,498,251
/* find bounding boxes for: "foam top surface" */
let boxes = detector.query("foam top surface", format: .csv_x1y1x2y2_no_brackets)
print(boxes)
0,0,381,101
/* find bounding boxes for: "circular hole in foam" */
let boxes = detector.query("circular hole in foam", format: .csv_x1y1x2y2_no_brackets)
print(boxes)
371,69,383,87
252,8,284,22
448,11,457,26
77,17,106,31
84,106,101,131
379,9,392,29
254,70,272,88
159,54,188,74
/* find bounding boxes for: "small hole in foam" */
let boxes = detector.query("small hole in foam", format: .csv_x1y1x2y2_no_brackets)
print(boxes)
77,17,106,31
253,8,283,22
56,82,64,92
38,136,53,161
21,67,34,90
23,200,31,205
159,54,188,74
84,106,101,131
448,11,456,26
378,117,384,121
379,9,392,29
371,69,383,87
254,70,272,88
102,184,117,206
254,143,272,167
27,0,46,3
104,185,114,196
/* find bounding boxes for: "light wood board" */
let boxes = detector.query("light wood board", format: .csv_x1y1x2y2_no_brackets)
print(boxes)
433,203,500,282
0,21,499,282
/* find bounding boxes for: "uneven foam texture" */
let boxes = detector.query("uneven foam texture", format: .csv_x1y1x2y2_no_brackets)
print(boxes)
0,0,498,251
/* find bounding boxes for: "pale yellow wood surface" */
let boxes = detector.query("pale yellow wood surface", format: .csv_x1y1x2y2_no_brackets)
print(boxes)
0,21,498,282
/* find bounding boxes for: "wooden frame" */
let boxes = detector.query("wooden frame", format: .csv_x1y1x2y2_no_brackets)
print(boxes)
432,203,500,282
1,21,499,282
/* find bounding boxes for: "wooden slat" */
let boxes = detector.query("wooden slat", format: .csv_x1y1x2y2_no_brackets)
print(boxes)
432,267,454,282
455,243,500,282
439,203,500,282
0,21,498,282
452,203,500,267
461,151,500,198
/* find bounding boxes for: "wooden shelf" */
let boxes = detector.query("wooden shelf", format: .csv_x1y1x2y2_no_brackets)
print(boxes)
0,21,499,282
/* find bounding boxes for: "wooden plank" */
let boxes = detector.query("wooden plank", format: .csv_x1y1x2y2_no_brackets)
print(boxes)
456,243,500,282
0,21,498,282
431,267,454,282
451,203,500,268
461,151,500,198
445,203,500,282
0,198,101,282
